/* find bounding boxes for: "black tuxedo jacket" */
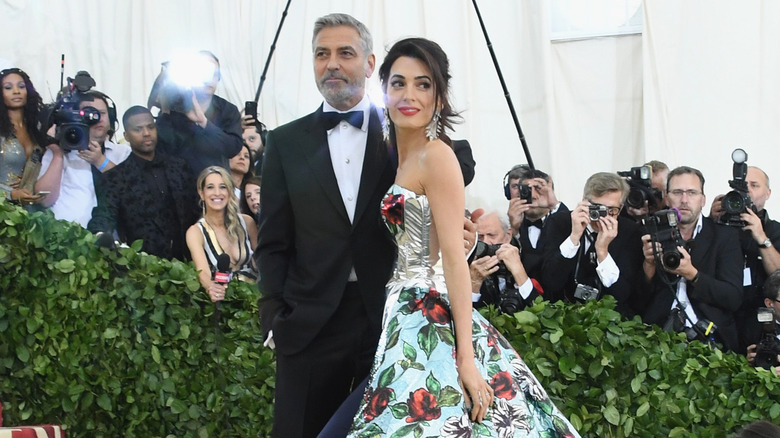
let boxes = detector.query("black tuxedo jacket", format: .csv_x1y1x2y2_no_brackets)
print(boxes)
256,104,396,355
539,210,644,317
516,202,570,281
635,216,743,351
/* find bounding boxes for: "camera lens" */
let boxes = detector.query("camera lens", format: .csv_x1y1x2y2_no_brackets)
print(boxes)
662,251,681,269
627,188,647,209
722,191,745,214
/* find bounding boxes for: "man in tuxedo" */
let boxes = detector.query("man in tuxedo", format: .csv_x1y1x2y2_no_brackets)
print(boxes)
637,166,743,352
256,14,395,437
506,164,568,280
470,211,542,311
540,172,644,317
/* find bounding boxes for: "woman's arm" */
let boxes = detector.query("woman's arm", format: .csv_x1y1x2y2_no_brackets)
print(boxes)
186,224,226,302
421,140,493,422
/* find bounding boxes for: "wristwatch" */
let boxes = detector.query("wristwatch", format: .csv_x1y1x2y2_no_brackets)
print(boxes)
760,238,773,248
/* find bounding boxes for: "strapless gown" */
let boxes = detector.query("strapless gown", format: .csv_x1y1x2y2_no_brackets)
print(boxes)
347,184,580,437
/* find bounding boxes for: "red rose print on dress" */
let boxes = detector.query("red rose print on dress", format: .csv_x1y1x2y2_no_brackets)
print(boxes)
363,386,394,421
490,370,517,400
381,193,405,234
406,388,441,423
412,287,451,325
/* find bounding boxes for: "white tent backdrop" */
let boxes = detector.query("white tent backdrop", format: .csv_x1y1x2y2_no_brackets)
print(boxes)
2,0,778,215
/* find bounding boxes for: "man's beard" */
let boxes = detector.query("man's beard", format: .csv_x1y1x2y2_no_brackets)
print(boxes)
317,74,364,108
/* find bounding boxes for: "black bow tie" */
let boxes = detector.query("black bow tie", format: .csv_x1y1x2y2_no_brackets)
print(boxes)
524,218,544,229
322,110,364,130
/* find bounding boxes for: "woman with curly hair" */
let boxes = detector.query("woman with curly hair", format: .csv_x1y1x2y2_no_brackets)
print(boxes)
0,68,49,206
186,166,258,303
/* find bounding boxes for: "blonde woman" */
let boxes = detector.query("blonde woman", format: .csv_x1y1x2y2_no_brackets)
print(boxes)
186,166,257,302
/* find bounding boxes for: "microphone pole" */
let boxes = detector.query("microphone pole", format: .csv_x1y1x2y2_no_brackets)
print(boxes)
470,0,535,170
253,0,293,103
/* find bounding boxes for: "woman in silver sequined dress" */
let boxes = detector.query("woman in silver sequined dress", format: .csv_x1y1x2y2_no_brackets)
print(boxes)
0,68,47,206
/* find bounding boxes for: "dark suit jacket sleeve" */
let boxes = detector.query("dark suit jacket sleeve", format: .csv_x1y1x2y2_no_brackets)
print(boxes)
87,169,119,234
202,97,243,160
255,129,293,338
689,223,743,312
539,211,577,301
602,219,644,317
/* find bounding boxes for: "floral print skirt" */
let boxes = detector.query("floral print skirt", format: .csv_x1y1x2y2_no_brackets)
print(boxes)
348,277,580,438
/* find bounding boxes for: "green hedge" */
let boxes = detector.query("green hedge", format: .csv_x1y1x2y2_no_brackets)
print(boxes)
1,199,777,437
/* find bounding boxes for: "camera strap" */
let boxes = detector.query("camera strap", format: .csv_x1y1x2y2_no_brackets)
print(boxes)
573,231,602,293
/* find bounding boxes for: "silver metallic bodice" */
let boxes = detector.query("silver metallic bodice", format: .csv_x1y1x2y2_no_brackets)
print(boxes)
383,184,434,282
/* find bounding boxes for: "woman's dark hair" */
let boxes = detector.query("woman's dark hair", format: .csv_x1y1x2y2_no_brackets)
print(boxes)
0,68,46,145
240,175,262,216
378,38,460,146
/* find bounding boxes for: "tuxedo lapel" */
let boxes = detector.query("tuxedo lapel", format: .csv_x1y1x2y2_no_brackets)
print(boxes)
691,218,713,269
353,105,390,228
302,106,350,224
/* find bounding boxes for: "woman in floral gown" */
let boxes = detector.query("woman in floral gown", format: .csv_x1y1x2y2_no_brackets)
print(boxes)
320,37,579,438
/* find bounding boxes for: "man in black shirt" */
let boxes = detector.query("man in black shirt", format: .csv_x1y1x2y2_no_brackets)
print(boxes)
710,166,780,352
89,106,199,260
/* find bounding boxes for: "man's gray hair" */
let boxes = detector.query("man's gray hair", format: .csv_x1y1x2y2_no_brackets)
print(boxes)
583,172,630,205
312,13,373,57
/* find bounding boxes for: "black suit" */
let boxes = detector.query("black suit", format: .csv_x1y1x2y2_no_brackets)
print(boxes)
539,210,644,317
733,212,780,353
256,104,395,437
635,217,744,352
516,202,569,281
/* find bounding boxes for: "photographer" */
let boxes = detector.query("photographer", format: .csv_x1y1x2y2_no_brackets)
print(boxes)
637,166,743,352
710,165,780,352
540,172,644,317
505,164,567,280
152,51,242,178
36,86,131,228
623,160,668,221
470,211,541,312
746,269,780,373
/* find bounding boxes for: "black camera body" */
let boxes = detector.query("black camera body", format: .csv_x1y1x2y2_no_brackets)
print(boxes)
618,165,662,211
719,148,755,227
644,208,686,270
472,241,523,314
48,71,101,151
754,307,780,369
588,204,608,222
518,184,533,204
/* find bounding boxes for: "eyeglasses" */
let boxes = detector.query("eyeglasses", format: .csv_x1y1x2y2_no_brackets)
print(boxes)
588,201,622,217
668,189,702,198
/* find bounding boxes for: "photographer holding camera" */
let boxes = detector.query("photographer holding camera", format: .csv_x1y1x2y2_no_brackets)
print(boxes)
709,162,780,352
505,164,567,280
623,160,668,221
746,269,780,373
540,172,644,317
36,78,131,228
637,166,743,352
470,211,541,312
152,51,242,178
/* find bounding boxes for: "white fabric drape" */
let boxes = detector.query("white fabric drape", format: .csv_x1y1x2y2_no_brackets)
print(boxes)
1,0,777,213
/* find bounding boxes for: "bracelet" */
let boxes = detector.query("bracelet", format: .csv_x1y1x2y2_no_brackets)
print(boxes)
690,272,700,285
97,158,110,172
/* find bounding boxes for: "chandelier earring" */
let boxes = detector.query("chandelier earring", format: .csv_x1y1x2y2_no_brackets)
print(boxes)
199,198,206,216
426,109,441,142
383,107,391,142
